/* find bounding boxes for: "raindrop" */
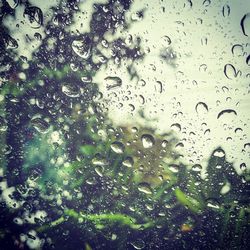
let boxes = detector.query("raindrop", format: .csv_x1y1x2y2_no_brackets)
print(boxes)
222,5,230,17
129,104,135,112
155,81,163,93
6,0,19,8
24,6,43,29
70,63,79,72
201,37,208,46
204,129,210,135
240,163,247,171
104,76,122,90
125,34,133,46
195,102,208,114
72,37,92,59
244,143,250,149
3,145,12,155
31,118,49,133
203,0,211,7
207,199,220,209
161,36,171,46
3,34,18,49
0,116,8,131
81,76,92,83
92,154,108,166
231,44,244,56
101,39,109,48
138,79,146,87
220,182,231,195
217,109,237,119
192,164,202,172
161,140,168,148
141,134,155,148
216,165,222,169
234,127,243,134
199,64,207,72
131,11,143,21
169,164,179,173
110,141,125,154
246,54,250,66
122,157,134,168
86,178,97,185
34,32,42,41
224,64,241,79
95,166,104,177
62,83,80,97
139,95,145,104
130,239,146,249
131,127,138,133
138,182,153,194
240,13,250,37
13,217,23,225
170,123,181,132
175,142,184,149
213,149,225,158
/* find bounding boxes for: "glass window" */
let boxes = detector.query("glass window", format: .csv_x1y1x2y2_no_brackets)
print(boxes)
0,0,250,249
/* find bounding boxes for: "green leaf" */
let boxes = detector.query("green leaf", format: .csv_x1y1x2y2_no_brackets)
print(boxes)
175,188,203,213
80,145,96,156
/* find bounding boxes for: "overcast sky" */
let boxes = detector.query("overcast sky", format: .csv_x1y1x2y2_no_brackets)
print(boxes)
3,0,250,172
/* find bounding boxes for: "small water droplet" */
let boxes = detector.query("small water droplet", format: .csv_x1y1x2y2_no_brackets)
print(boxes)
138,182,153,194
217,109,237,119
104,76,122,90
195,102,208,114
155,81,163,93
141,134,155,148
222,4,230,17
31,118,49,133
207,199,220,209
170,123,181,132
231,44,244,56
129,104,135,112
240,13,250,37
224,64,240,79
244,143,250,150
110,141,125,154
62,83,80,97
240,163,247,171
101,39,109,48
131,11,143,21
130,239,146,249
81,76,92,83
24,6,43,29
125,34,133,46
203,0,211,7
72,37,92,59
161,35,171,46
92,154,108,166
161,140,168,148
213,149,225,158
122,157,134,168
169,164,179,173
246,54,250,66
95,166,104,177
192,164,202,172
34,32,42,40
0,116,8,131
138,79,146,87
139,95,145,104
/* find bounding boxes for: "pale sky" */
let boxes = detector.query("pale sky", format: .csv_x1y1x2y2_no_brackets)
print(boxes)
3,0,250,172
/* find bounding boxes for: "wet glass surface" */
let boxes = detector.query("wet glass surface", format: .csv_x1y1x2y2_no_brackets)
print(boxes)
0,0,250,249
